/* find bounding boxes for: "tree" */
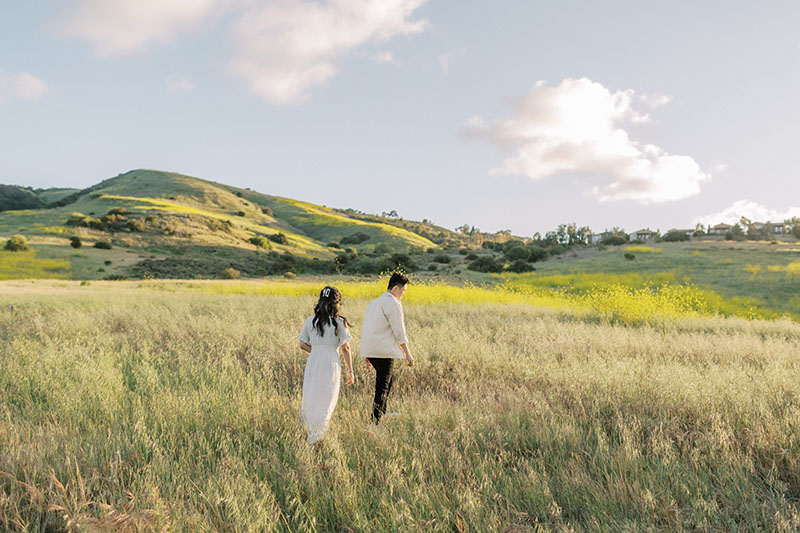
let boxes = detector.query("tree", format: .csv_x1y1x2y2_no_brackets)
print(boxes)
662,229,690,242
601,234,628,246
468,256,502,273
70,236,82,248
725,225,745,241
693,223,706,236
4,234,28,251
504,246,530,262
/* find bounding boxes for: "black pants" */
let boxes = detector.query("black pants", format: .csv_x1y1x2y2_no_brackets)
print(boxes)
367,358,394,423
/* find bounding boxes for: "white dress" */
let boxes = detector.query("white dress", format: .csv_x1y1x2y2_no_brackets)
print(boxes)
298,316,352,444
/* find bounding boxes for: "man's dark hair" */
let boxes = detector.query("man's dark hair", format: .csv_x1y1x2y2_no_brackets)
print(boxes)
388,272,409,290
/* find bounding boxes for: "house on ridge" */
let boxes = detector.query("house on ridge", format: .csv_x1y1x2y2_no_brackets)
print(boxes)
631,229,655,241
709,223,732,235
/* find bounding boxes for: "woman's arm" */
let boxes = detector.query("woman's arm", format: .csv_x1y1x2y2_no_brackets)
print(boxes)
299,341,312,353
340,341,354,385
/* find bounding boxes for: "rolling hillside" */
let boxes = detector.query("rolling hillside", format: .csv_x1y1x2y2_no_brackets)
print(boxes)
0,169,460,280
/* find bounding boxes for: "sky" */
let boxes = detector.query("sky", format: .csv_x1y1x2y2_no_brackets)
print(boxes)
2,1,800,236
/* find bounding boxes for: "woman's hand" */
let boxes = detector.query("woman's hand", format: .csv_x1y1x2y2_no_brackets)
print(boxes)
346,370,354,386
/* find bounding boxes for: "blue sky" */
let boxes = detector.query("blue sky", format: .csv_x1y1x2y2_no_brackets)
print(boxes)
2,1,799,236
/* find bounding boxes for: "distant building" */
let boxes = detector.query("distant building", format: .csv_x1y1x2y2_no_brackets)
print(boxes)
710,223,732,235
589,231,623,244
631,229,655,241
748,222,786,235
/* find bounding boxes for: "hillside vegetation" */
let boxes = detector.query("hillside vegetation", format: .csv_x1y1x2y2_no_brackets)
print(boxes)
0,170,468,280
1,280,799,531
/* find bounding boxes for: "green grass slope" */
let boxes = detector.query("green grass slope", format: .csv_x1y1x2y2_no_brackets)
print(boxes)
224,186,438,252
504,240,800,317
0,169,449,280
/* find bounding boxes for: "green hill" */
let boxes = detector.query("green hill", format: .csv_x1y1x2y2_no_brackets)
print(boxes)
0,185,44,212
0,169,458,280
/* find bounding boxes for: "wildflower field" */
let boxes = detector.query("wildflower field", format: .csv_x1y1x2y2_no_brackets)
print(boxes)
2,279,800,531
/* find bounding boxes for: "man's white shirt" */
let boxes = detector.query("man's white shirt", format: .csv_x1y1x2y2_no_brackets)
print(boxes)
360,291,408,359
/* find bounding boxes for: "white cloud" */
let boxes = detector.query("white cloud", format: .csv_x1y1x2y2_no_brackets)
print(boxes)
373,51,399,65
0,69,49,102
58,0,228,55
227,0,429,104
640,92,672,109
57,0,429,104
465,77,711,204
165,75,196,93
694,200,800,226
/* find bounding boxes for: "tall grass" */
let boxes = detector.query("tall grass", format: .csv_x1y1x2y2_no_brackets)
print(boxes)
2,282,800,530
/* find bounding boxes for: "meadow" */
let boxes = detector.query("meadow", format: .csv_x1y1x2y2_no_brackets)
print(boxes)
2,279,800,531
508,240,800,318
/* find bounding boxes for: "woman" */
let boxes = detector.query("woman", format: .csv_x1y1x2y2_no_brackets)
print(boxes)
298,286,354,445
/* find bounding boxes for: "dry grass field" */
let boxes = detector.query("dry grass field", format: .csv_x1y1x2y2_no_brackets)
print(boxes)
1,280,799,531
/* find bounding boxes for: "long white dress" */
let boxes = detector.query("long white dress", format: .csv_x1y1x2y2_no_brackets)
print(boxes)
298,316,351,444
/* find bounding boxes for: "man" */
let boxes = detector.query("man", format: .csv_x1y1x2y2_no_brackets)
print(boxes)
360,272,415,423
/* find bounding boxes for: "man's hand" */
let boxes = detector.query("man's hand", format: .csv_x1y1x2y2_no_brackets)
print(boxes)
346,370,355,386
405,353,415,367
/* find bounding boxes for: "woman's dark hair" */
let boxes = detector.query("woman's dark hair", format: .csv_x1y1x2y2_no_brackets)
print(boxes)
387,272,410,291
313,286,350,336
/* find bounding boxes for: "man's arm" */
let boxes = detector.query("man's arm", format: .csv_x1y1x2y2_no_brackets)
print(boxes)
398,342,414,367
386,301,413,366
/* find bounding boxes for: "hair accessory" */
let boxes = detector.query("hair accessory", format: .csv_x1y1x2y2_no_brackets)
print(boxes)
322,287,331,298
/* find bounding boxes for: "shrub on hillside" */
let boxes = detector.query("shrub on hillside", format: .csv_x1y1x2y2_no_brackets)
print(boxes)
4,234,28,251
236,211,246,217
601,234,628,246
94,239,112,250
327,242,341,248
504,246,530,262
66,212,94,227
268,233,288,245
468,256,502,273
219,267,240,280
69,236,82,249
624,253,635,260
340,231,371,245
206,219,234,234
127,220,145,232
261,207,273,216
433,254,451,264
372,243,392,256
428,264,438,271
380,253,416,273
527,246,549,262
249,236,271,249
508,259,535,273
662,229,690,242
